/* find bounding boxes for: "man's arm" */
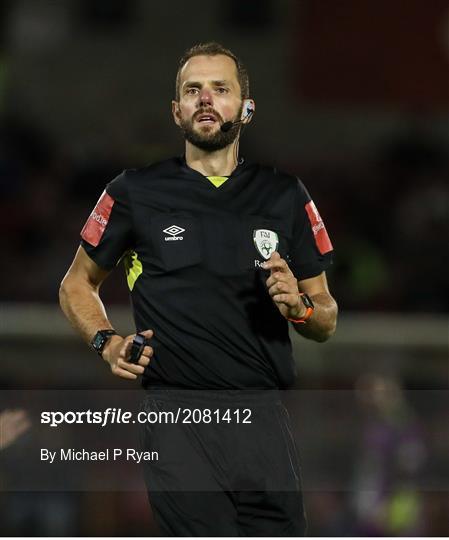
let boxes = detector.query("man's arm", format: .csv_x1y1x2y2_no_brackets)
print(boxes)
59,246,112,342
263,252,337,342
59,246,153,379
293,272,337,342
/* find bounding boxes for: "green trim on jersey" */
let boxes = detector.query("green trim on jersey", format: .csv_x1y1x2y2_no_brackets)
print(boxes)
124,250,143,291
206,176,228,188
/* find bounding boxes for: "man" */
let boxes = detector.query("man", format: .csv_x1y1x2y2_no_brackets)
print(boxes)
60,42,337,536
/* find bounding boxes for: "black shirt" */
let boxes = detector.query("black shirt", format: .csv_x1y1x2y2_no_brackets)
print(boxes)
80,156,333,390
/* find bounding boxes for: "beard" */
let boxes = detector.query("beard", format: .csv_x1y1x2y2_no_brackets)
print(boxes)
179,103,243,152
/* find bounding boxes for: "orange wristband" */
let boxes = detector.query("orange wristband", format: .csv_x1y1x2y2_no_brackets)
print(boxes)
287,293,314,324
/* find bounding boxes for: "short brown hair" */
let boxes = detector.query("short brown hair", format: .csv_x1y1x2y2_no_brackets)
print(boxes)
175,42,249,101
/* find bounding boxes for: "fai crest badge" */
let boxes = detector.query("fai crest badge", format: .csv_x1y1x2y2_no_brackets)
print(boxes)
253,229,279,260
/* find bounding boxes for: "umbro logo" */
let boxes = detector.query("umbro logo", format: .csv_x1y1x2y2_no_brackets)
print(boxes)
163,225,185,241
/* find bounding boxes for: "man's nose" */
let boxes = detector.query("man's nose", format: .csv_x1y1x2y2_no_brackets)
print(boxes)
198,88,213,107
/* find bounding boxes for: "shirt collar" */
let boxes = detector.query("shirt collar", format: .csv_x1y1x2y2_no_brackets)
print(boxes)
178,154,247,178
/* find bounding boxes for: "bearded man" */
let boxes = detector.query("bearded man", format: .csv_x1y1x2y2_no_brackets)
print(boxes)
60,42,337,536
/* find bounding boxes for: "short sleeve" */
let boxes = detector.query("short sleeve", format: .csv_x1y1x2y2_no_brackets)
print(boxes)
80,171,133,270
288,179,334,280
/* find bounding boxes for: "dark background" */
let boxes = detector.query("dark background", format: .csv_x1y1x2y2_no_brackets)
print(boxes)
0,0,448,536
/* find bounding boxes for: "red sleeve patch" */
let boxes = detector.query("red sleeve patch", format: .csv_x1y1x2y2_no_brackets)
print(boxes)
80,191,115,247
305,200,333,255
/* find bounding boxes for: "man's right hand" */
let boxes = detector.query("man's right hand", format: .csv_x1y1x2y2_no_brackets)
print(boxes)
102,329,154,380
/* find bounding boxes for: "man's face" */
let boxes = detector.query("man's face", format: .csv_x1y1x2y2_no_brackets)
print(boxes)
172,54,244,151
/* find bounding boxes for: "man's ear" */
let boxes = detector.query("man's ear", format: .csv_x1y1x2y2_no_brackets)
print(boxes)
172,100,181,127
241,99,255,123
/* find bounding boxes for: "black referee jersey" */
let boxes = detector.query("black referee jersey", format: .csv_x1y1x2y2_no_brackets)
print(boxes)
80,156,333,390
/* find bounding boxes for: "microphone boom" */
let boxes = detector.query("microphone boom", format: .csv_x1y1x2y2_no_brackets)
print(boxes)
220,108,254,132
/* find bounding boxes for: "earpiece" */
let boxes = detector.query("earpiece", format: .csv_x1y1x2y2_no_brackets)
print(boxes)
242,99,254,120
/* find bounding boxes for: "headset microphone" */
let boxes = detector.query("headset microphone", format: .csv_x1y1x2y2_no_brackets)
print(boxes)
221,106,254,133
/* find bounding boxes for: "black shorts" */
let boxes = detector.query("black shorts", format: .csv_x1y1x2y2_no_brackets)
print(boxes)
139,387,306,537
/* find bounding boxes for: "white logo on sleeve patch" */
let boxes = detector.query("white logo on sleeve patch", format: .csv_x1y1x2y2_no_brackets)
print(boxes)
163,225,185,241
253,229,279,259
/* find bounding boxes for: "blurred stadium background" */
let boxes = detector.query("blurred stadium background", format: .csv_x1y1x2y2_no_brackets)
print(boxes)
0,0,448,536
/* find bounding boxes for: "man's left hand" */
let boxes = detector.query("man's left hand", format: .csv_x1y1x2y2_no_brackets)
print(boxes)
263,252,305,321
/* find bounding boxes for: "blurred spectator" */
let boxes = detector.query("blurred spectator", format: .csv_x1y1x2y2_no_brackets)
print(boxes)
352,374,427,535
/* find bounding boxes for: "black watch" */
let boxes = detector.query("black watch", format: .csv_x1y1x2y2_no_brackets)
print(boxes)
91,330,117,356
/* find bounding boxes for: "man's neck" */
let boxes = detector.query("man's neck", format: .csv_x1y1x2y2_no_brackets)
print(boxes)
185,141,239,177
